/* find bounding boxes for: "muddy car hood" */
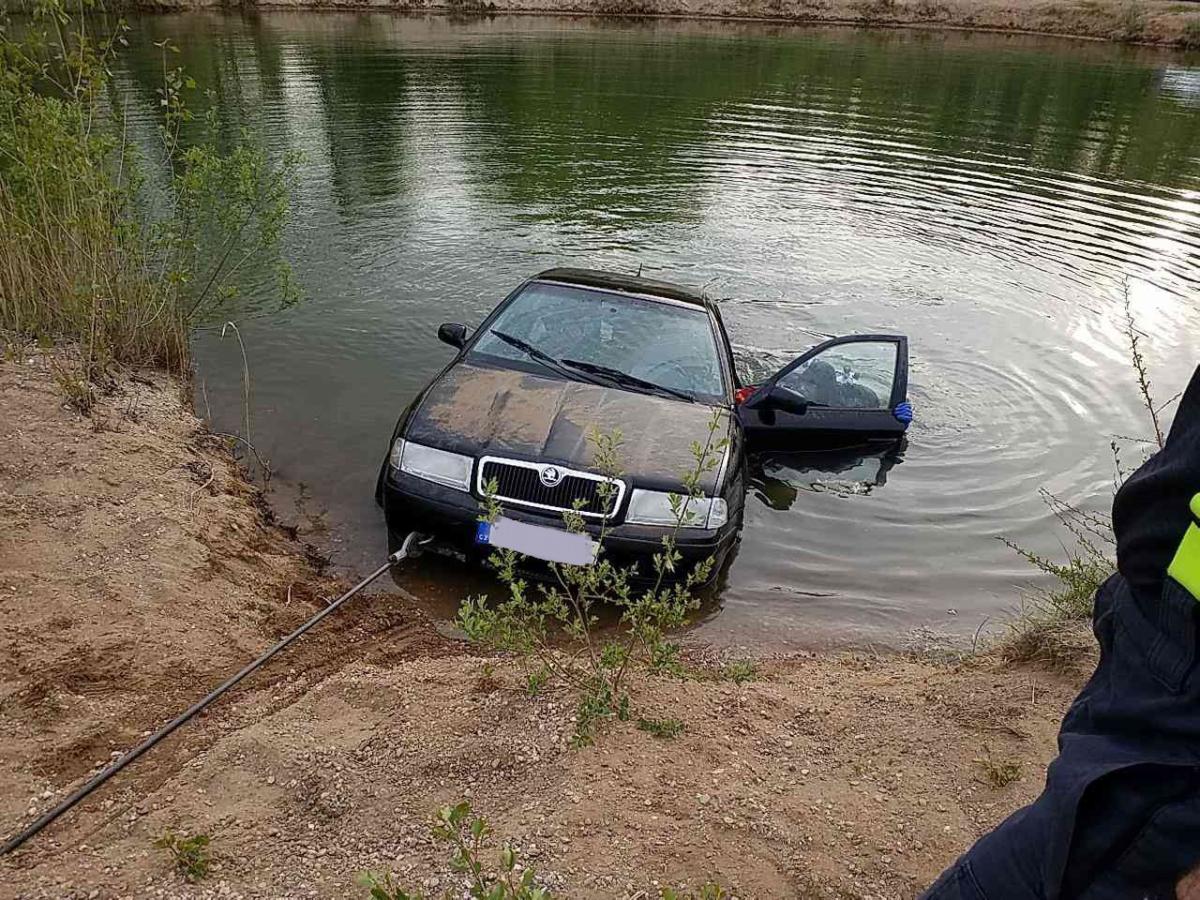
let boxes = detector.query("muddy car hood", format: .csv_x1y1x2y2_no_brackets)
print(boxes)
406,361,730,493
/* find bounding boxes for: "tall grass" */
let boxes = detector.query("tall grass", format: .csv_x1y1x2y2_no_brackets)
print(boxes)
0,70,182,369
1180,20,1200,51
0,1,296,407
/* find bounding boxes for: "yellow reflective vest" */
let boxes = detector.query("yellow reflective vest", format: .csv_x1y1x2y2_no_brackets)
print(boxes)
1168,493,1200,600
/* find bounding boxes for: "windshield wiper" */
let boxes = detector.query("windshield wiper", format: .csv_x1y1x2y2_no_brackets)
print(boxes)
487,331,697,402
488,330,608,387
561,359,696,403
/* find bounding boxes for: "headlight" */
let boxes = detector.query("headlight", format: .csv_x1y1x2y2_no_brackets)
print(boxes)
390,439,473,491
626,489,728,529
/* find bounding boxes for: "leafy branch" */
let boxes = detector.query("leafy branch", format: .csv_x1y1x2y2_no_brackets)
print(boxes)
457,410,728,746
358,802,547,900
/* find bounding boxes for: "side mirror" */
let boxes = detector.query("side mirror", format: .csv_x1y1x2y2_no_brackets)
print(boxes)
438,322,468,349
768,384,809,415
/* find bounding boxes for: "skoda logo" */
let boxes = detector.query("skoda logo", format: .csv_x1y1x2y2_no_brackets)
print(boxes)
540,465,564,488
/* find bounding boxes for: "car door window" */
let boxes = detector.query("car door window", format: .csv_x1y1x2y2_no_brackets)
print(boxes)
777,341,898,409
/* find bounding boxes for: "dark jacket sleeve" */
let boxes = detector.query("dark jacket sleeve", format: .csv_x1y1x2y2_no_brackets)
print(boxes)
1112,365,1200,606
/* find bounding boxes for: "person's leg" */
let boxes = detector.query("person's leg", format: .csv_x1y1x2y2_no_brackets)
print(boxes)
919,804,1049,900
922,766,1200,900
921,861,986,900
921,578,1162,900
1072,776,1200,900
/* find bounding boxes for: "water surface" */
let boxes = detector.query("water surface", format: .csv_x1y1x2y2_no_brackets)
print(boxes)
116,13,1200,647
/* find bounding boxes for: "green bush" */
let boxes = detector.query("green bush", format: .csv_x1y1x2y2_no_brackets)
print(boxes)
153,829,212,882
358,802,548,900
358,804,729,899
457,413,727,746
637,716,685,738
721,659,758,684
0,0,296,407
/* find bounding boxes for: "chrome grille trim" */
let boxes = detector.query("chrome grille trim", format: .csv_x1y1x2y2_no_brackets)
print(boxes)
476,456,626,520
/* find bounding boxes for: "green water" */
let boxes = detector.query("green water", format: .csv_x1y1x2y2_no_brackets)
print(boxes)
116,13,1200,646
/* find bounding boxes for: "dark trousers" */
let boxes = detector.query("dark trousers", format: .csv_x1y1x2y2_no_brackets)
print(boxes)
922,574,1200,900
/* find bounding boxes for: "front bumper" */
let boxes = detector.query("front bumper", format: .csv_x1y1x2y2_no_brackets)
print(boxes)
381,468,735,575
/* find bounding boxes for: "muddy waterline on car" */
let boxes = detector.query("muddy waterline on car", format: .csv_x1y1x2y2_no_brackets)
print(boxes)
116,13,1200,648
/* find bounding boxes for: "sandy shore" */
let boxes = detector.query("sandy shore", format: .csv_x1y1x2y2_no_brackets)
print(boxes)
130,0,1200,48
0,349,1089,898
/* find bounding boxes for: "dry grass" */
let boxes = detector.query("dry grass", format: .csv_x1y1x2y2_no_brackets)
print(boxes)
0,4,295,413
1115,0,1147,40
0,22,190,394
975,747,1023,788
998,616,1096,672
996,499,1113,671
1180,19,1200,49
0,167,189,375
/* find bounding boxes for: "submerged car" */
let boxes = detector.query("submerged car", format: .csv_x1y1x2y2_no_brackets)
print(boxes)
377,268,910,574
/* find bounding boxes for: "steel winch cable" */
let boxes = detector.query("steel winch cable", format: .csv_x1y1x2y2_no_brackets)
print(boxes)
0,532,430,858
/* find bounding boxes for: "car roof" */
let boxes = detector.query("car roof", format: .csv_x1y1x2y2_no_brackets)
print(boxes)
532,267,709,308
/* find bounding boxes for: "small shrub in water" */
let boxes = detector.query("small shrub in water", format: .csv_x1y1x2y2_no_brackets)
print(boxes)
997,488,1114,669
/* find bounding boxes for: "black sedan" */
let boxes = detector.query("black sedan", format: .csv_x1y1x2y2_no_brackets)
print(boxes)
377,268,911,575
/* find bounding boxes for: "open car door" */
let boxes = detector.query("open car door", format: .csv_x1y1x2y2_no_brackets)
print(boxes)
736,335,911,452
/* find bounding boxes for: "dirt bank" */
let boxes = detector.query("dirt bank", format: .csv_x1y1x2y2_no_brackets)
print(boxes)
0,349,1089,898
131,0,1200,49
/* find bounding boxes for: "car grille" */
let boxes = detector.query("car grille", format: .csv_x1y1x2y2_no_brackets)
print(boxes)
477,458,625,520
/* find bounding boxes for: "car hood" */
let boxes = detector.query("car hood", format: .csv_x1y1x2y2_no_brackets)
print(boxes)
405,361,730,493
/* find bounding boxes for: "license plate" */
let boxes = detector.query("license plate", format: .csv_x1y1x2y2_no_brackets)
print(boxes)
475,516,597,566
